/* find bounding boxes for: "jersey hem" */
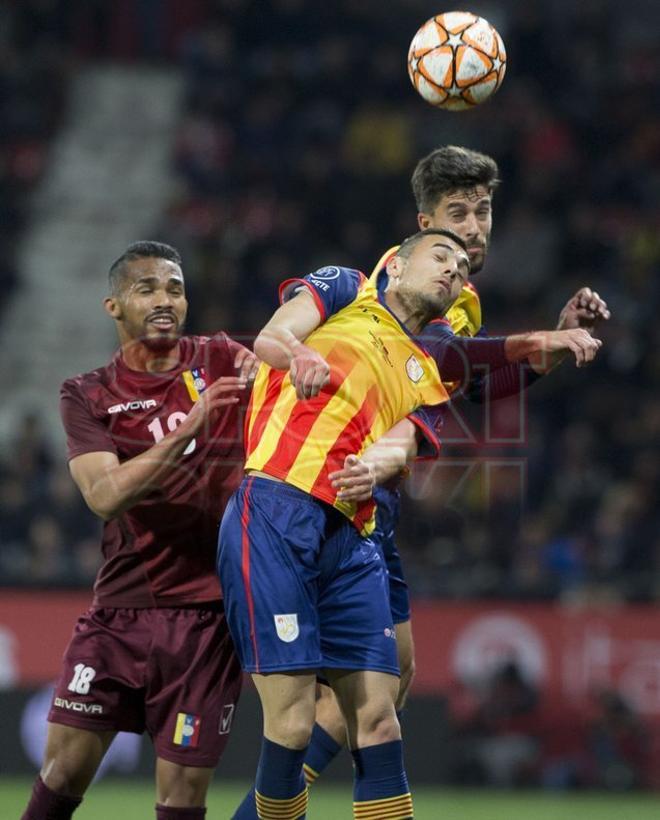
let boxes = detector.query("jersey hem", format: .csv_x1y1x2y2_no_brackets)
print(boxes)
91,596,224,609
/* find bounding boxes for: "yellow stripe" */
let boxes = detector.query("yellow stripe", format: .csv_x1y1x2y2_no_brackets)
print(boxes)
173,712,186,745
303,763,319,784
182,370,200,401
353,792,414,818
245,372,298,470
246,362,269,442
255,788,308,819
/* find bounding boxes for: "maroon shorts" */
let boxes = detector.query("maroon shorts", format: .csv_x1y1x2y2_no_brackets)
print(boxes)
48,605,242,767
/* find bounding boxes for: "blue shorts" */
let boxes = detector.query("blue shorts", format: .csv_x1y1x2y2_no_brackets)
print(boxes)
217,477,398,676
373,486,411,625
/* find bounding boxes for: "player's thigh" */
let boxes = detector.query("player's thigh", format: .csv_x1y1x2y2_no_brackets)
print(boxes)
155,758,214,807
318,526,398,677
218,477,327,674
148,607,242,770
41,722,116,796
395,620,415,677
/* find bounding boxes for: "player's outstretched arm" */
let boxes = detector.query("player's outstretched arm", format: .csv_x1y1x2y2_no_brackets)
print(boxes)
254,289,330,400
69,376,246,520
330,419,419,502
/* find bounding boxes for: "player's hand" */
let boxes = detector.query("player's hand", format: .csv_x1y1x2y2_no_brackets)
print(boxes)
289,346,330,400
537,328,603,367
234,348,259,383
557,287,611,333
184,376,247,434
330,455,376,502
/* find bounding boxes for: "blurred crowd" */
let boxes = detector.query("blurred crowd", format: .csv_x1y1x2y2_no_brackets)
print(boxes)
1,0,659,601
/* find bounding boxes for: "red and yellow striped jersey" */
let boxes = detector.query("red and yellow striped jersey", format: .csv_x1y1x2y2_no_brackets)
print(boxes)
244,266,449,534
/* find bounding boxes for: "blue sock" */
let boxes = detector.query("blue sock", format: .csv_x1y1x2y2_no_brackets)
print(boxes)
231,786,257,820
303,723,343,785
351,740,413,818
253,737,308,819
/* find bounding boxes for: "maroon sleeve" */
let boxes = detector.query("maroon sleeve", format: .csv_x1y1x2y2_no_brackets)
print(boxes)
219,331,252,363
60,378,117,461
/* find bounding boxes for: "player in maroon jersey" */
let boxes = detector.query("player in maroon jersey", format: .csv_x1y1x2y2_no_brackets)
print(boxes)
22,241,255,820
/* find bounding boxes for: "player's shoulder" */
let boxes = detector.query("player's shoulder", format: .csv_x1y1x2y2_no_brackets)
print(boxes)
446,281,482,338
308,265,366,286
60,364,113,400
369,246,400,282
280,266,366,308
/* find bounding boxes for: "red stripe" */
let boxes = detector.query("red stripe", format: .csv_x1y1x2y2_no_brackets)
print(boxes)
278,278,326,320
240,477,259,672
246,368,285,458
309,383,381,507
428,317,451,327
262,345,354,477
352,498,377,535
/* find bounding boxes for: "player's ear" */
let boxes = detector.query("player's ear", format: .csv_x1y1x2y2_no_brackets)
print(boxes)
386,254,403,283
418,212,431,230
103,296,122,320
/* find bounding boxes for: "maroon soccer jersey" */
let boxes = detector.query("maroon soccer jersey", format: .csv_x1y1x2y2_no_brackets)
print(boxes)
60,333,248,608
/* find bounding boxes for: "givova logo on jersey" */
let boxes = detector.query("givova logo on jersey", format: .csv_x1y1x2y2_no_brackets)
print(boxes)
274,613,299,642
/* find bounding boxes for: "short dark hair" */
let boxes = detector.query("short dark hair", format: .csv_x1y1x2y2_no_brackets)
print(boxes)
108,241,182,294
396,228,468,260
411,145,500,213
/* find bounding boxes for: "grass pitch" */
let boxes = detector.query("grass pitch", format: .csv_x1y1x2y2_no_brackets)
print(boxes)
3,778,660,819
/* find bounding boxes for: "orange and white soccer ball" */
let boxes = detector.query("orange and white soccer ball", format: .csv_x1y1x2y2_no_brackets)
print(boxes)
407,11,507,111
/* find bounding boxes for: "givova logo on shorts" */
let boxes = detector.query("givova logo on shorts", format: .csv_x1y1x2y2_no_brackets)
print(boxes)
274,613,299,642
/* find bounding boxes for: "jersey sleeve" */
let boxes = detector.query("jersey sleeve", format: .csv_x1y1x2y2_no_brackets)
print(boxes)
418,320,509,386
279,266,365,321
60,379,117,461
408,404,445,460
211,331,252,369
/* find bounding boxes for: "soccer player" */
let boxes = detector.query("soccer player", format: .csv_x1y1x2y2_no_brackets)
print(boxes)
221,228,601,820
21,241,255,820
295,145,611,790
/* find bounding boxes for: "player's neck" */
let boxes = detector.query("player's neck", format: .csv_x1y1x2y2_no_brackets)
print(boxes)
120,339,182,372
384,292,432,336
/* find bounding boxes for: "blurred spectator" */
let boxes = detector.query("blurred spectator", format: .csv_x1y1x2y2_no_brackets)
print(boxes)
587,689,650,790
449,660,542,786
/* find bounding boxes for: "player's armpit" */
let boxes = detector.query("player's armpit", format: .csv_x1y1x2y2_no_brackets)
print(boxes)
254,289,324,370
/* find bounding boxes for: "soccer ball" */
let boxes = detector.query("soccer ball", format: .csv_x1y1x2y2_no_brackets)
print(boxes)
407,11,507,111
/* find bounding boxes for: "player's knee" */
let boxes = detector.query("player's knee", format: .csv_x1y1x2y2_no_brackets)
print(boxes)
269,712,314,749
40,752,90,797
358,704,401,746
158,763,211,806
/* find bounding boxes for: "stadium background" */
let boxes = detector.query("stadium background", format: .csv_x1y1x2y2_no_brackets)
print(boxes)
0,0,658,816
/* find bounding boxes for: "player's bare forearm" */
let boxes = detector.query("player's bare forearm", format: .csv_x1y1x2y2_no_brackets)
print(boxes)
505,329,601,373
70,432,198,520
331,420,418,501
70,377,245,520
